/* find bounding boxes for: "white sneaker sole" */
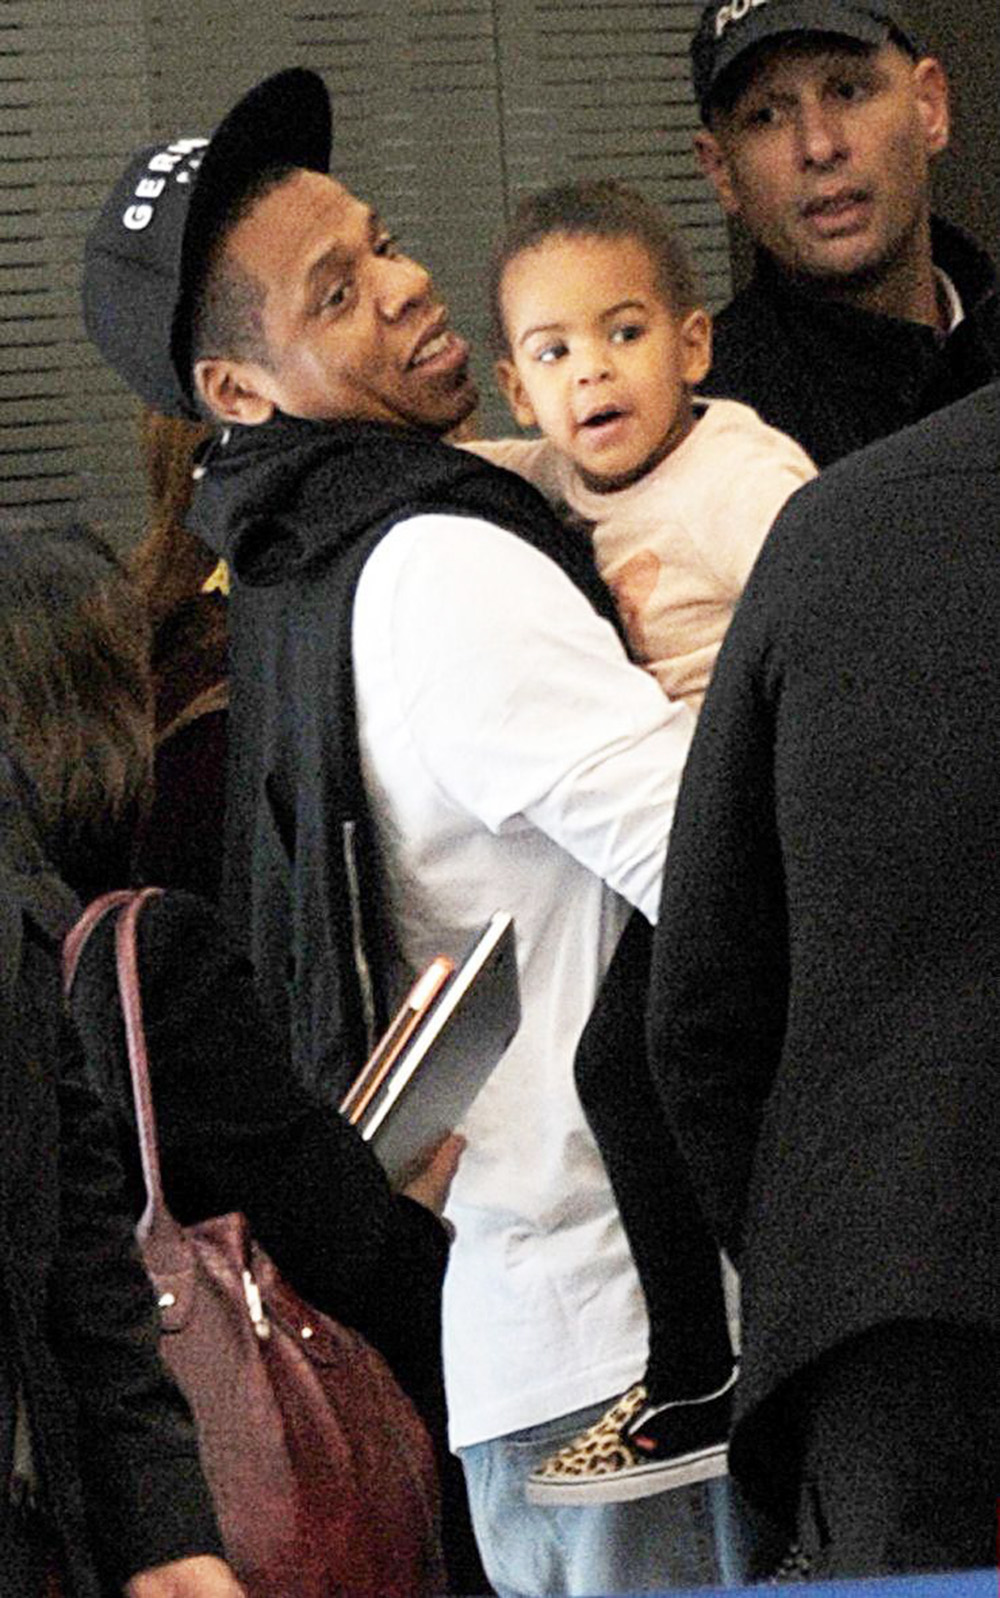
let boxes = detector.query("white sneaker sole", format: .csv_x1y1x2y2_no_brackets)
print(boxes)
525,1442,729,1506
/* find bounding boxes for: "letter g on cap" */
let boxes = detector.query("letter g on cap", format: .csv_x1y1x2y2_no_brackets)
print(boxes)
123,203,153,231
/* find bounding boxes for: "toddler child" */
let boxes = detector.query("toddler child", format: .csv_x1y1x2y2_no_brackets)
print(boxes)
465,178,815,1504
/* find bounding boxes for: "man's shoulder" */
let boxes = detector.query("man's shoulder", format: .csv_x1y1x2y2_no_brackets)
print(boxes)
704,279,784,384
772,379,1000,545
701,270,820,412
701,278,824,456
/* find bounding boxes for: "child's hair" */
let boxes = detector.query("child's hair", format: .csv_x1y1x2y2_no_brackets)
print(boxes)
489,178,702,355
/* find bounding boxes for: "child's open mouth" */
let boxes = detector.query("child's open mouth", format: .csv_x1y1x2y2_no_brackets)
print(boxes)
578,407,631,448
580,407,626,429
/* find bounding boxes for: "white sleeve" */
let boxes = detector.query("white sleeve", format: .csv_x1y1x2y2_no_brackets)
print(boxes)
353,513,696,922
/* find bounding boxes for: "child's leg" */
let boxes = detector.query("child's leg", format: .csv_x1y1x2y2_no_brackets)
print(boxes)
574,910,733,1399
525,912,737,1504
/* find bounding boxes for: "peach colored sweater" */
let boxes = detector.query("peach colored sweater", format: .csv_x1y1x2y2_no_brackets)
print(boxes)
467,398,815,708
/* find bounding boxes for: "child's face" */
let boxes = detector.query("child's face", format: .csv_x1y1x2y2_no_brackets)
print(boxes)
496,233,711,491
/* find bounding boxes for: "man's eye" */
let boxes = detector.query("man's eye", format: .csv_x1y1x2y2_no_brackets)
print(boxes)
610,323,643,345
536,342,567,364
323,282,350,311
833,77,867,102
743,103,779,129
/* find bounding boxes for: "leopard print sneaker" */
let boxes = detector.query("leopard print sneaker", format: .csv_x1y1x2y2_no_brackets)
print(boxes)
526,1381,729,1506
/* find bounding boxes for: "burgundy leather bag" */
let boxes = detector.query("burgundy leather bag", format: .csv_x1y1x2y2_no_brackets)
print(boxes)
64,888,445,1598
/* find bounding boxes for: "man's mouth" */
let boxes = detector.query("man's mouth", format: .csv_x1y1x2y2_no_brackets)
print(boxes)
800,187,872,225
408,319,468,373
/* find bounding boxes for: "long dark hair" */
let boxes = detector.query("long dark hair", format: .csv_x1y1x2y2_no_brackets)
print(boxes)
0,519,153,893
132,407,218,633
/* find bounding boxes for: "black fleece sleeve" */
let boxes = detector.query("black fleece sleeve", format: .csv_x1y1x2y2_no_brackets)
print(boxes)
49,1024,223,1588
68,892,450,1389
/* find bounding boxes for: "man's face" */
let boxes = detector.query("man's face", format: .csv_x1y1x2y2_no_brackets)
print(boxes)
695,39,949,286
203,167,478,431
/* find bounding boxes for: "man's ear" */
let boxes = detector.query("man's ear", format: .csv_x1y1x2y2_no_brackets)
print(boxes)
495,358,537,430
679,307,713,386
912,57,950,157
694,129,740,216
193,358,276,427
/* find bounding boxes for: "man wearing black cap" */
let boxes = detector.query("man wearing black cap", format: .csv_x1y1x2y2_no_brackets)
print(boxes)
83,72,737,1598
689,0,1000,466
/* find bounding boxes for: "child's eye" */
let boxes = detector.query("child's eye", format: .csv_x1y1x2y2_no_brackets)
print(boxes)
536,341,567,364
610,323,643,346
374,233,399,257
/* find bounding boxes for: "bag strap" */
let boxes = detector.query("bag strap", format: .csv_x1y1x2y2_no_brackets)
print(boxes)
114,889,178,1247
62,889,136,996
64,887,186,1255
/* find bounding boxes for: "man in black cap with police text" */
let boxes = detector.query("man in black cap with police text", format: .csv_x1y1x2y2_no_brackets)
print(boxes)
83,71,739,1598
689,0,1000,466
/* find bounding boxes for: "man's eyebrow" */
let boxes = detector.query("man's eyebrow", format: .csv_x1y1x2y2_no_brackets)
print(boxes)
305,242,352,294
304,208,381,295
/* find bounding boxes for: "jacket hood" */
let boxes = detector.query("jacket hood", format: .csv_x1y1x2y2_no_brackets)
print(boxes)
188,413,558,583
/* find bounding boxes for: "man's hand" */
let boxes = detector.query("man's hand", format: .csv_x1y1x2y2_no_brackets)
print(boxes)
124,1554,246,1597
401,1131,466,1216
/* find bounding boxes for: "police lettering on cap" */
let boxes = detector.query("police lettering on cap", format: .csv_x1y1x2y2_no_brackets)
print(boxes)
82,68,332,420
690,0,920,119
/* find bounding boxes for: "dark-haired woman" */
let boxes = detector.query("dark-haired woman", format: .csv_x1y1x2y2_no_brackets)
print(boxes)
131,409,228,899
0,521,242,1597
1,517,482,1594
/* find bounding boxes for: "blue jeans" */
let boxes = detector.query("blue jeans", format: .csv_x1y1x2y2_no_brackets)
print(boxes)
459,1394,750,1597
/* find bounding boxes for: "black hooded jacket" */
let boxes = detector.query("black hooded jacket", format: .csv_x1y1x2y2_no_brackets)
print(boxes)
188,414,620,1105
703,216,1000,468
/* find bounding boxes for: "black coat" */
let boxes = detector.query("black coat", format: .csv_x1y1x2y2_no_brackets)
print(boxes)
647,380,1000,1520
0,778,221,1597
702,217,1000,468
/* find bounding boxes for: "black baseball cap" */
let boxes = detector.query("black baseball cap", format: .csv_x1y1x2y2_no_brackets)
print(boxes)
83,68,332,420
691,0,920,120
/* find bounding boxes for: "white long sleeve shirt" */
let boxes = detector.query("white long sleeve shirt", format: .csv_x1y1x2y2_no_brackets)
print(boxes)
352,511,695,1446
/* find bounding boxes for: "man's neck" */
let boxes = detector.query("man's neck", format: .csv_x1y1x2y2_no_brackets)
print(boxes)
771,217,945,331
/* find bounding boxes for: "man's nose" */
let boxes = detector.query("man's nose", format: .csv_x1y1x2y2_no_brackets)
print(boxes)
796,98,848,168
377,253,431,320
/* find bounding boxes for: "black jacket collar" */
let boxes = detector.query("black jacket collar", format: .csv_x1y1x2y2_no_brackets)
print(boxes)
188,411,622,634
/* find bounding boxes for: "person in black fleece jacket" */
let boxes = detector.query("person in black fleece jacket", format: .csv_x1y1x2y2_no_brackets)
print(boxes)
67,887,488,1597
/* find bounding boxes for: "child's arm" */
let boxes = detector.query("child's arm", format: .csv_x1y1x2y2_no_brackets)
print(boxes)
697,430,817,596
